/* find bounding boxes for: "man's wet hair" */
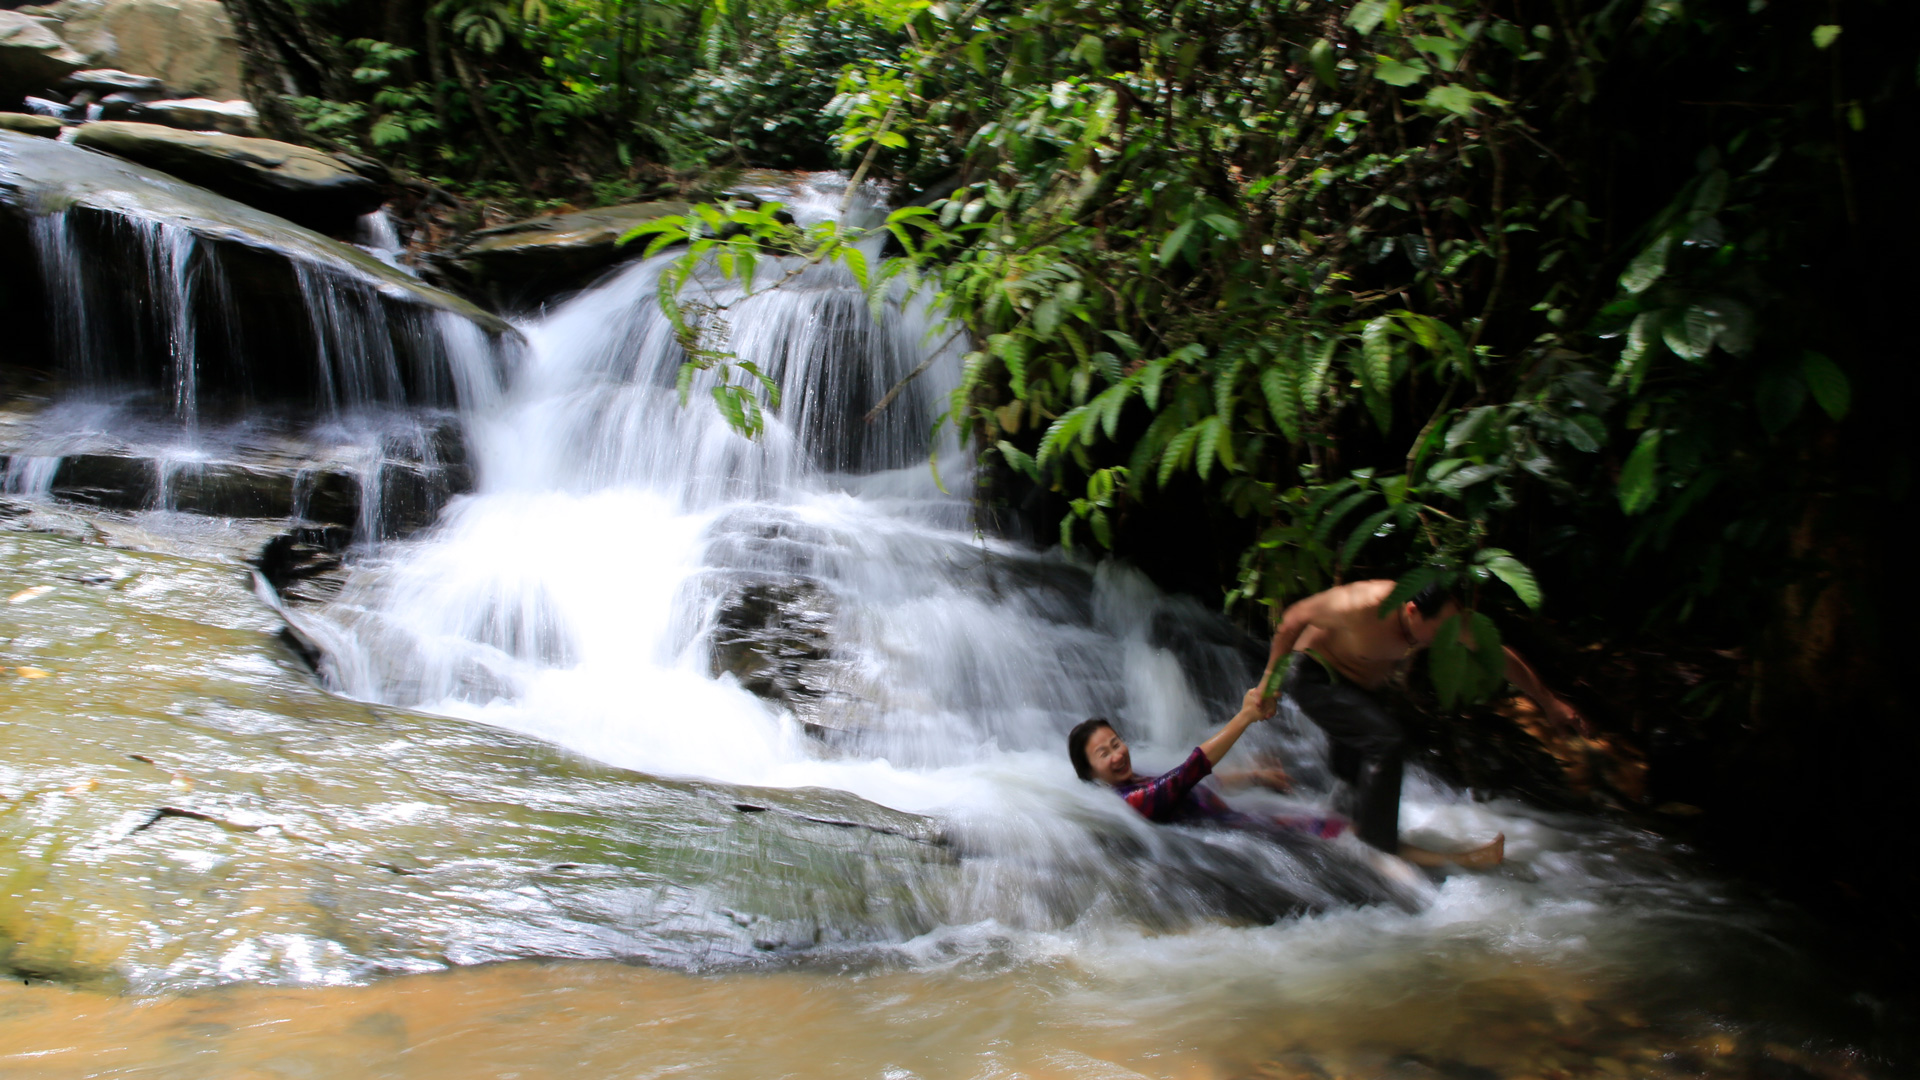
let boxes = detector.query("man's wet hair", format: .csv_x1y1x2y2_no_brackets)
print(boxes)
1067,717,1115,781
1410,581,1458,618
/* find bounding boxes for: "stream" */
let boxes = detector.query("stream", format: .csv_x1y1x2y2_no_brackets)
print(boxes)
0,175,1906,1078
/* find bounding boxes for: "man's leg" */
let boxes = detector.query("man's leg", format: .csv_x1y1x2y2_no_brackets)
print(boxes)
1284,666,1405,852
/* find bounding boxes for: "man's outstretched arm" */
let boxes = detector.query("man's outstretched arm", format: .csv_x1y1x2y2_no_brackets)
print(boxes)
1262,593,1329,682
1502,646,1590,736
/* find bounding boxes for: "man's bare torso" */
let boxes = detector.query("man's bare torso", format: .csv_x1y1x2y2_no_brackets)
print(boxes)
1290,580,1420,689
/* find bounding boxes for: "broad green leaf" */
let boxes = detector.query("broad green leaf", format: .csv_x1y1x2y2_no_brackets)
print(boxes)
1429,614,1469,708
1338,507,1397,568
1346,0,1389,34
1156,219,1196,266
1141,359,1172,410
1619,237,1671,295
1373,56,1428,86
1812,24,1841,48
1261,364,1301,441
1801,351,1850,420
1614,311,1660,392
1482,554,1541,610
1201,213,1243,239
1195,416,1223,480
1466,611,1505,683
996,440,1037,478
1310,39,1339,88
1158,423,1202,487
1033,296,1061,337
1378,565,1450,617
1663,304,1719,361
1313,489,1374,545
1360,317,1395,392
1419,84,1477,117
1302,337,1337,402
1618,430,1662,515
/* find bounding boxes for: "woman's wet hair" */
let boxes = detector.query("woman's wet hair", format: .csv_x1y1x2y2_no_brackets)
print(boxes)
1067,717,1116,781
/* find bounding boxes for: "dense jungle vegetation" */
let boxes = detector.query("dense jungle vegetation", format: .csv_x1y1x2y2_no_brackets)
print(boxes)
230,0,1915,967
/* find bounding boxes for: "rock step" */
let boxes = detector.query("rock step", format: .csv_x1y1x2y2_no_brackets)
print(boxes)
0,451,469,538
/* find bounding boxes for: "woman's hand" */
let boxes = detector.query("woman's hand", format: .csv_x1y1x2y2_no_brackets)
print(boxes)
1241,685,1278,721
1217,762,1294,793
1202,685,1280,766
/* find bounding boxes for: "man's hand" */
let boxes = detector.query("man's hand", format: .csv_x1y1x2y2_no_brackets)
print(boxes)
1242,685,1278,721
1543,696,1593,739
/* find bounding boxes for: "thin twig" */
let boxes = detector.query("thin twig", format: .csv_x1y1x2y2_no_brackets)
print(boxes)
864,328,967,422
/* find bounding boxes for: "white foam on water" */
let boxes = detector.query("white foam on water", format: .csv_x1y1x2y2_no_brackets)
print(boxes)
298,177,1746,976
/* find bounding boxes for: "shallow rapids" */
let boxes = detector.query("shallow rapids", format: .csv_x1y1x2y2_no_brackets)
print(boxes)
0,176,1909,1076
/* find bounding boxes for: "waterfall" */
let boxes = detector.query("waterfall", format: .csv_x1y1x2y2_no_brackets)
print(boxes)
297,177,1415,930
7,202,511,542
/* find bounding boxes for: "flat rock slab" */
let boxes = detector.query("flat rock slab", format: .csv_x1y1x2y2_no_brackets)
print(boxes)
446,200,689,305
0,10,85,102
71,121,382,233
0,110,61,136
58,66,162,94
0,128,510,336
0,529,955,991
125,95,255,135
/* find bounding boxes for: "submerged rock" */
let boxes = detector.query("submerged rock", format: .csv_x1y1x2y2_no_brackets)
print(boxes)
439,200,689,306
710,576,837,717
0,10,85,103
70,121,381,232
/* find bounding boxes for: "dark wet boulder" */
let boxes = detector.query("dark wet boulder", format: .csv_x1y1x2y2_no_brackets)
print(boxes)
710,577,836,717
438,200,689,307
254,523,353,606
0,11,85,104
70,121,382,233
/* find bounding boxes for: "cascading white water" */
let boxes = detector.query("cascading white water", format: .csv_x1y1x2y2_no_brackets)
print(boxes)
9,200,510,541
294,177,1779,980
296,179,1494,934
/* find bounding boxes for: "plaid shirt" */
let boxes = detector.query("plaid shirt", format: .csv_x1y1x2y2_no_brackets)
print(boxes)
1112,746,1348,839
1112,747,1232,824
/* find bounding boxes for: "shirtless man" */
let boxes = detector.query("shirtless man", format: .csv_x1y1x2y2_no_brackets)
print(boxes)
1260,579,1586,862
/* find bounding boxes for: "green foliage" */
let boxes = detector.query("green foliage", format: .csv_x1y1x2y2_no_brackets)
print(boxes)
259,0,906,199
805,0,1904,696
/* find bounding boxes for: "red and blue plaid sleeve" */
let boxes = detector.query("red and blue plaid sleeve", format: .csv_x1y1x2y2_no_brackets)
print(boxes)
1120,747,1213,822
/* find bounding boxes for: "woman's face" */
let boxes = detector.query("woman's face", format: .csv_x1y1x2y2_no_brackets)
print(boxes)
1084,725,1133,785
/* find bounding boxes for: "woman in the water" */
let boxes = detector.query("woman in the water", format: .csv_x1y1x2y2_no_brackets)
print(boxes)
1066,684,1345,839
1067,684,1501,866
